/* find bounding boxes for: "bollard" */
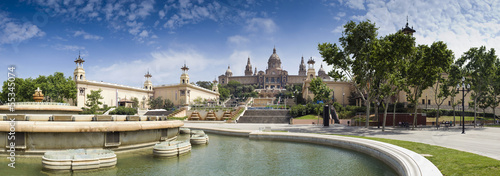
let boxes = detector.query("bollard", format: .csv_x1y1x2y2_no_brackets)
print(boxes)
323,105,329,127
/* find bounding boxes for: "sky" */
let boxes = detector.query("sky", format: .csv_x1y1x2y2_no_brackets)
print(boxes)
0,0,499,89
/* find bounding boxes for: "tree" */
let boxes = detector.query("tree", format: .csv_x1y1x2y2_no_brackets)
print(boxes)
217,84,230,100
430,56,455,128
369,32,415,132
446,65,463,125
319,20,379,128
131,97,139,109
148,96,164,109
309,77,332,103
163,99,174,110
196,81,212,90
489,60,500,124
85,89,103,114
406,42,453,128
456,46,497,127
0,72,77,104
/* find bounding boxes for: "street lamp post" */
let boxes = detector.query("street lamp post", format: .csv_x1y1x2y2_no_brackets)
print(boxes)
457,77,470,134
342,92,345,107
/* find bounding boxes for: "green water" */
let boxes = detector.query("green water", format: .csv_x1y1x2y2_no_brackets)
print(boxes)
1,134,397,176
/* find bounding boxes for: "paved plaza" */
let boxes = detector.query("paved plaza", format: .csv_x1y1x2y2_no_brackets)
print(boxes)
184,122,500,161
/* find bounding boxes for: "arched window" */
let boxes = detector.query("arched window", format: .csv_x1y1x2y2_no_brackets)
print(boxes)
75,75,77,80
183,79,185,84
80,75,83,80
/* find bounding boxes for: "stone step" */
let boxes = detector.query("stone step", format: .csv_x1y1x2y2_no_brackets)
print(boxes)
237,116,290,123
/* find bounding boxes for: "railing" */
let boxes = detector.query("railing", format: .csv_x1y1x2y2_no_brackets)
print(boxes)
13,102,71,106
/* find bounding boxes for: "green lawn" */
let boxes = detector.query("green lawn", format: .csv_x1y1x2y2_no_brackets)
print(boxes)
168,116,187,120
485,124,500,127
427,116,494,122
339,135,500,176
294,114,322,120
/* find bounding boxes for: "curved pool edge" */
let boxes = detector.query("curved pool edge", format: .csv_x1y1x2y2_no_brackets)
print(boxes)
186,126,442,176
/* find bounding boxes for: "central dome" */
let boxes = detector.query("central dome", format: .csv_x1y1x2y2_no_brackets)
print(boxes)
267,47,282,70
268,47,281,62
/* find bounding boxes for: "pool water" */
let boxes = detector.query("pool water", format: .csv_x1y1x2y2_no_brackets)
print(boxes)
1,134,397,176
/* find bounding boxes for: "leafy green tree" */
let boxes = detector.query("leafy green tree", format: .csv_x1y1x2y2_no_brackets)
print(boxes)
217,84,230,100
195,81,212,90
431,60,455,127
406,42,453,128
369,32,416,131
1,72,77,104
131,97,139,109
85,89,103,114
319,20,379,128
488,60,500,124
163,98,174,110
446,65,463,125
456,46,497,127
309,77,332,103
148,96,164,109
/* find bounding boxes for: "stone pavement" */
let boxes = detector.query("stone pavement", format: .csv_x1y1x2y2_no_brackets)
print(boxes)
184,122,500,161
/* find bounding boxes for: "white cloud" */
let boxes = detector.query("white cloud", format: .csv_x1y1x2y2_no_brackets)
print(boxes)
162,0,225,29
87,48,221,87
139,30,149,37
227,35,249,45
228,50,252,76
246,18,277,33
0,12,45,44
345,0,365,10
73,30,103,40
342,0,500,58
53,44,85,51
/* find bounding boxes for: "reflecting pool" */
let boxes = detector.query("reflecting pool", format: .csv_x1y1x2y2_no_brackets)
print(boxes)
1,134,397,175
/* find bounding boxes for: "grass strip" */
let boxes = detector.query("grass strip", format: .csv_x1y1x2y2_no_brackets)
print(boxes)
294,115,322,120
335,135,500,176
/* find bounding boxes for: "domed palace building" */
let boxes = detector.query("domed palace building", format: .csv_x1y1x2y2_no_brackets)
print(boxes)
218,47,352,103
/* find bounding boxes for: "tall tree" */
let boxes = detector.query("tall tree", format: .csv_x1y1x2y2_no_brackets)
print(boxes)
319,20,379,128
446,65,463,125
430,51,455,128
406,42,453,128
369,32,415,132
85,89,103,114
456,46,497,127
148,96,164,109
195,81,212,90
308,77,332,103
489,60,500,124
131,97,139,109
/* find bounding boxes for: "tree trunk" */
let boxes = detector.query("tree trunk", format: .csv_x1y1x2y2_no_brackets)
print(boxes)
413,103,418,129
366,99,371,128
435,105,440,129
453,106,456,126
382,101,389,132
474,97,477,128
393,100,397,127
374,102,379,122
493,108,497,124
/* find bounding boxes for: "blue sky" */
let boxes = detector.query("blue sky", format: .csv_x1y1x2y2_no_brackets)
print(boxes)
1,0,499,88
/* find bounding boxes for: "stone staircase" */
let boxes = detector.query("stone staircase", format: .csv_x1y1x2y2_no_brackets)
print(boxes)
237,109,291,123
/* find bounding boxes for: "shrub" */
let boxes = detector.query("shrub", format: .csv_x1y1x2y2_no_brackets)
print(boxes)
109,106,137,115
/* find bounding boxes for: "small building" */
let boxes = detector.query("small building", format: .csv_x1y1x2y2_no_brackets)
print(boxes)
74,54,154,109
153,64,220,106
73,55,218,109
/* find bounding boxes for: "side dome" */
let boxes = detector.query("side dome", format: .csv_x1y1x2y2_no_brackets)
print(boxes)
225,65,233,76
